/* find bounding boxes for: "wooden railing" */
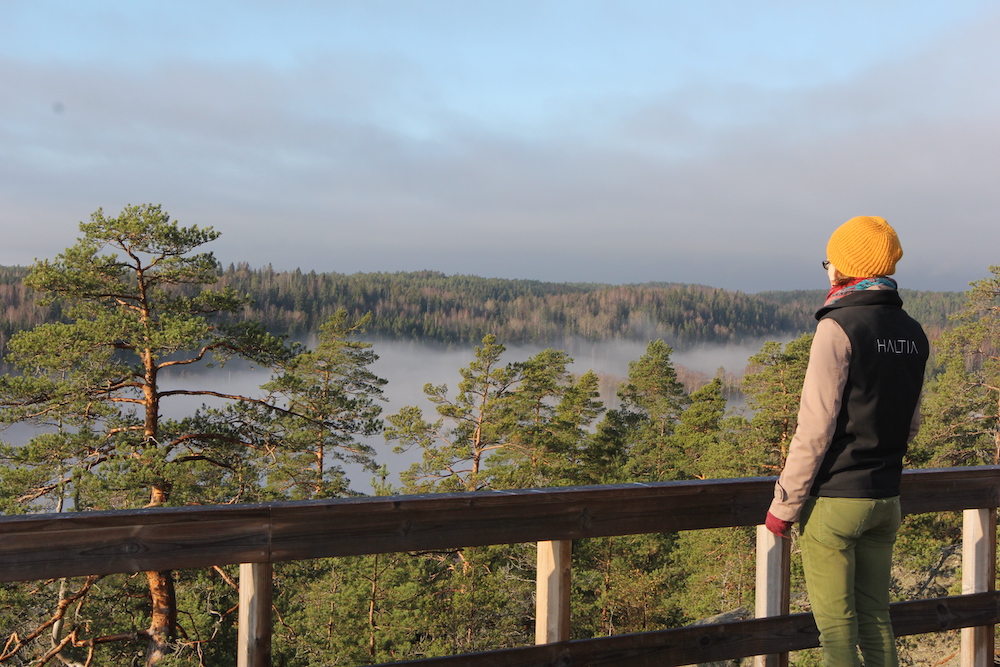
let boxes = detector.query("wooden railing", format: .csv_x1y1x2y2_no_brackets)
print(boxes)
1,467,998,666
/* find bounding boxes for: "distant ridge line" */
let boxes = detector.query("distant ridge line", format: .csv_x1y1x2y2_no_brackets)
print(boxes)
0,265,964,355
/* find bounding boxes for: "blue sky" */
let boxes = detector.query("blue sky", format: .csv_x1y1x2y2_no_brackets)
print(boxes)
2,1,998,292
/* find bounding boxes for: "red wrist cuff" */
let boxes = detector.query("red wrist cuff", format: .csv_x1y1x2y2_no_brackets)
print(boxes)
765,511,794,537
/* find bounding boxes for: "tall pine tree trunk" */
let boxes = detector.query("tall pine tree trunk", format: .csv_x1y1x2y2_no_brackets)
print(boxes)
144,481,177,664
145,570,177,665
140,354,178,665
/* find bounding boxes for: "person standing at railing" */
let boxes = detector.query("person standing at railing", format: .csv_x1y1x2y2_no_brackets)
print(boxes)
764,216,928,667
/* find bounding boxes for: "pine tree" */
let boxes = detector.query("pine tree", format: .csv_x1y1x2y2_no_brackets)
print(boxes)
488,354,605,489
382,336,602,657
739,334,814,475
255,310,387,500
910,266,1000,467
384,334,519,492
669,377,732,480
599,339,689,482
0,205,368,664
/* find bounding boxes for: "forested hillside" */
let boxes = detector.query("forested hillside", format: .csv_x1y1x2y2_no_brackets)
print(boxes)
0,264,965,360
0,207,995,665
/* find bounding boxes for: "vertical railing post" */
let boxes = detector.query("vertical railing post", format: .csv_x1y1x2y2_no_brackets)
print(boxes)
961,507,996,667
754,525,791,667
238,561,273,667
535,540,571,644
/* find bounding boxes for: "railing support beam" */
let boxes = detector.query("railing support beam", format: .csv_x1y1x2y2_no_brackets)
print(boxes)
961,507,996,667
754,525,790,667
238,561,273,667
535,539,571,644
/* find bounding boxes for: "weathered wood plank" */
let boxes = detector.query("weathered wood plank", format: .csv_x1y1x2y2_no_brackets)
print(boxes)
900,467,1000,515
372,592,1000,667
267,479,775,561
0,467,997,580
961,507,997,667
535,540,571,644
268,468,1000,561
238,562,273,667
0,505,270,582
754,525,790,667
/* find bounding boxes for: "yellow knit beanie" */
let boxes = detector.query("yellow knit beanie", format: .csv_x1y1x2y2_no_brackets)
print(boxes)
826,216,902,277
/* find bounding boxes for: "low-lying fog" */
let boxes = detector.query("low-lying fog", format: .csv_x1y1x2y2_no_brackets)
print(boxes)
2,336,793,494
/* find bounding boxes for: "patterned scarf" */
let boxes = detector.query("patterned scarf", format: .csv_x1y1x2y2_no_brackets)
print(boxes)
824,276,898,307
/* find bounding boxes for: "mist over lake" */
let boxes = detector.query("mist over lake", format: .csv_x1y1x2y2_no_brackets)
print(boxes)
1,336,792,493
325,336,789,490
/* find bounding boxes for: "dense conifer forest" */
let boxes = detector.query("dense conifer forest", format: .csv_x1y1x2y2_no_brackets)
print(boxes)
0,209,990,665
0,263,965,360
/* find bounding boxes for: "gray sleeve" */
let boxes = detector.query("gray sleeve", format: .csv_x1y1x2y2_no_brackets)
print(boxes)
767,319,851,522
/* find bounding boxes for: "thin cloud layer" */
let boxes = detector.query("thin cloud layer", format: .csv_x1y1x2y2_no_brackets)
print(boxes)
1,2,998,292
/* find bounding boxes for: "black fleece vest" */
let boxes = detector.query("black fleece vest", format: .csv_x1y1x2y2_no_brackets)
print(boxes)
809,290,928,499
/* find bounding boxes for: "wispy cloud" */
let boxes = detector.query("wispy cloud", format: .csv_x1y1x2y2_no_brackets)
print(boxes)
1,2,997,291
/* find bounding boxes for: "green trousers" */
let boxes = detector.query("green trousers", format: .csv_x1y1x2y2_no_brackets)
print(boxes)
799,496,901,667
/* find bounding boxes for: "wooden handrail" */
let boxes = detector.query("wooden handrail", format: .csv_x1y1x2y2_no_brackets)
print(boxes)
1,466,998,666
2,467,997,582
375,592,1000,667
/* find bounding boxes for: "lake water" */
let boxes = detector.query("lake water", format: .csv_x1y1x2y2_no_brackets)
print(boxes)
1,337,789,493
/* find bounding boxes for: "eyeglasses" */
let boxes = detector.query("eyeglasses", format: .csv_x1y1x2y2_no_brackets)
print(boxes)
822,260,831,270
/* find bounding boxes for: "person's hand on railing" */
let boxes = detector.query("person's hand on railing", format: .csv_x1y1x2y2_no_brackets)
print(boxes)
765,511,793,538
